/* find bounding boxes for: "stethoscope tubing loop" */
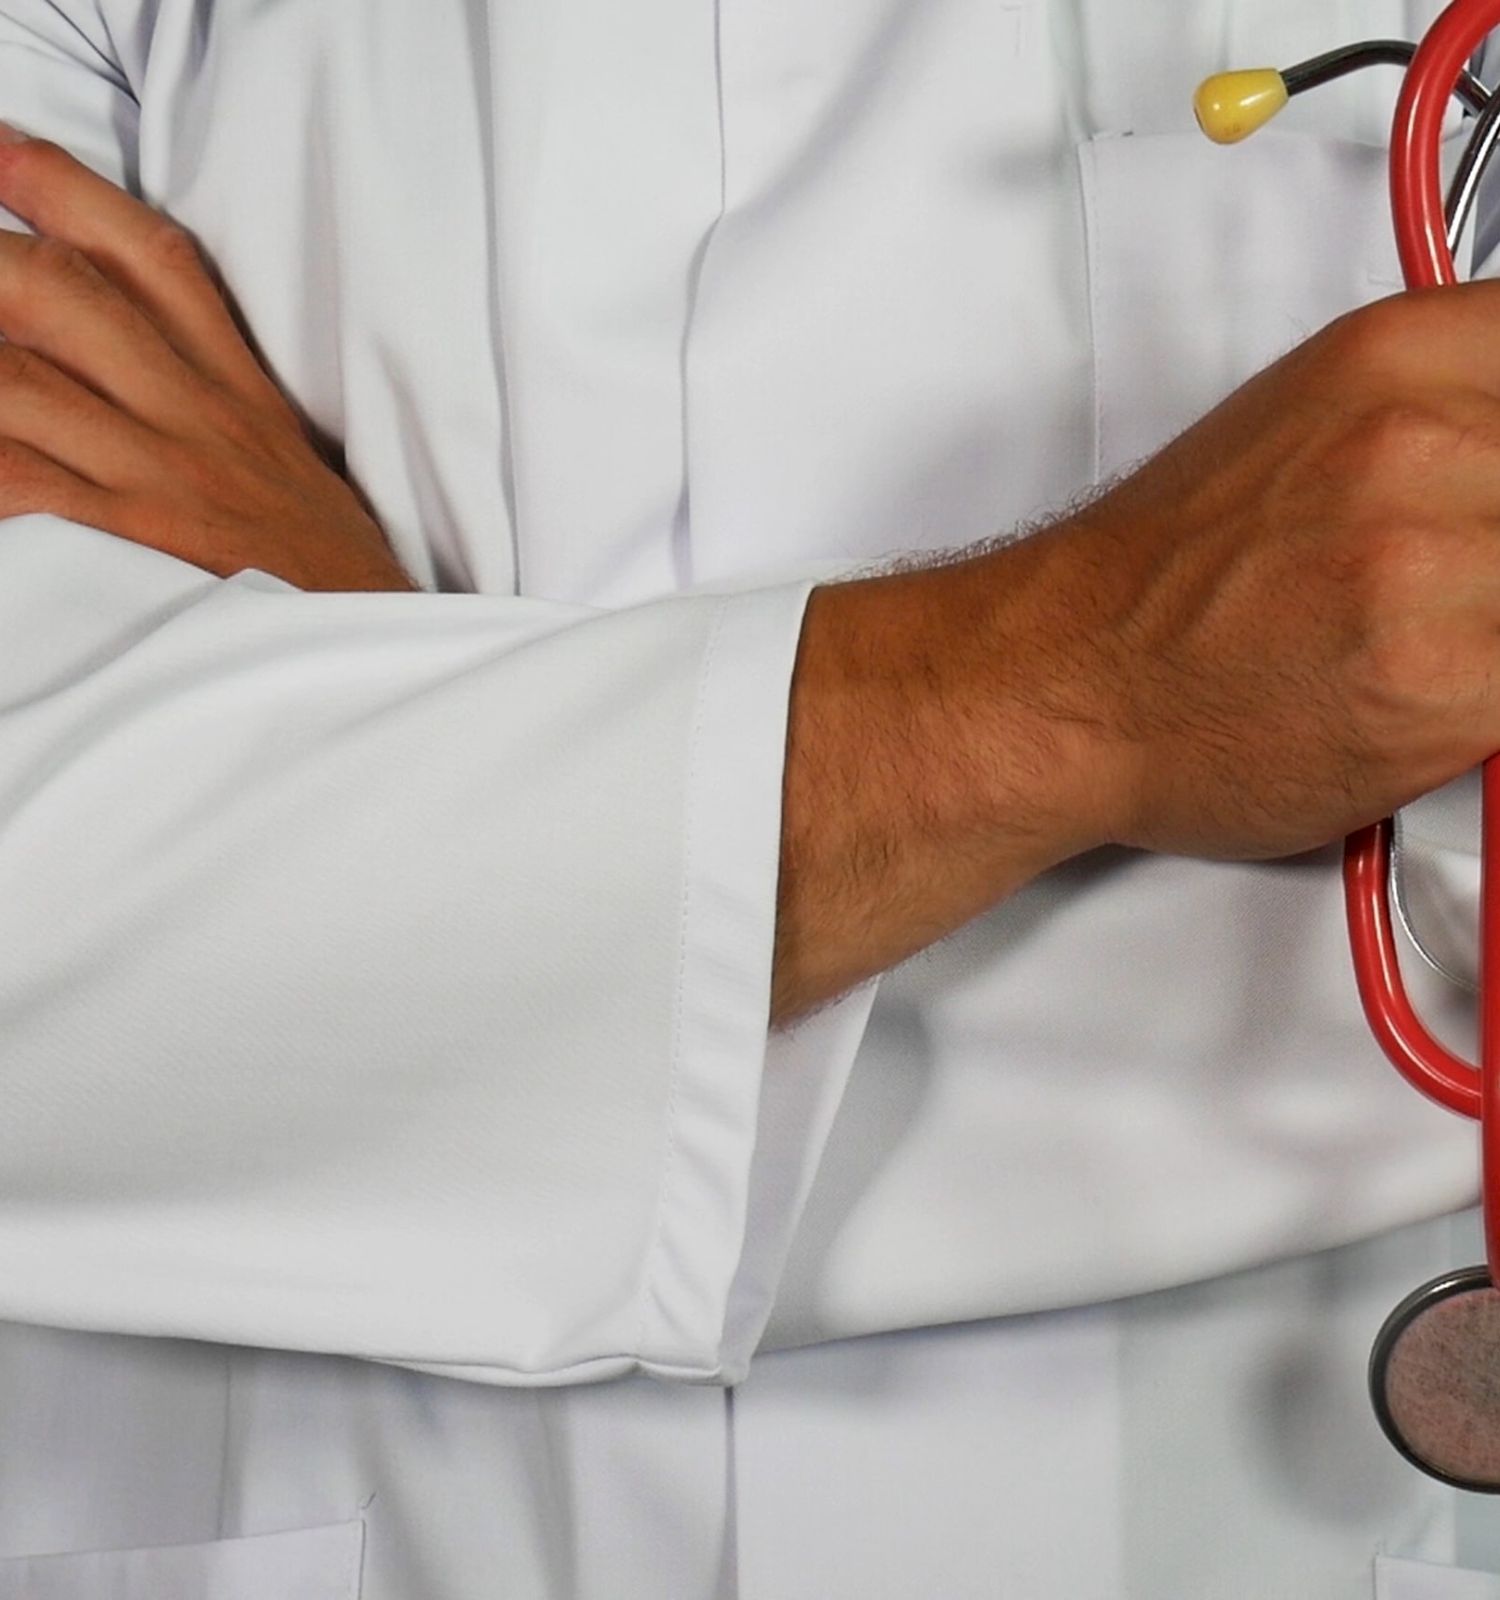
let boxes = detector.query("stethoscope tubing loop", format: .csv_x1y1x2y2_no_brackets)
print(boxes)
1346,822,1479,1118
1389,0,1500,287
1349,0,1500,1278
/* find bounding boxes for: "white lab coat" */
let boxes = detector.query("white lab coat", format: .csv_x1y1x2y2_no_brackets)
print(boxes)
0,0,1492,1595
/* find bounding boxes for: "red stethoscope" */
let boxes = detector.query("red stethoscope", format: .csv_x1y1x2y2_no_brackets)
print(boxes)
1198,0,1500,1493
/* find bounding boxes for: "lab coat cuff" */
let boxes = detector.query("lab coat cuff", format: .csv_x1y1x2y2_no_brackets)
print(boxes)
632,579,876,1385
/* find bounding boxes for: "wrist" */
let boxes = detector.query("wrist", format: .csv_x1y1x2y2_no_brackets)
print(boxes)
772,530,1132,1026
958,530,1130,870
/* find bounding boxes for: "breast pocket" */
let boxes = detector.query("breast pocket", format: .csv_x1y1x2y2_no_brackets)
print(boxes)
1078,126,1404,483
0,1521,363,1600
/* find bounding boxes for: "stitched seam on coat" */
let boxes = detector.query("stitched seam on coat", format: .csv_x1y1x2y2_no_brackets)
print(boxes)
634,595,731,1366
672,0,729,592
1078,140,1106,486
213,1345,232,1538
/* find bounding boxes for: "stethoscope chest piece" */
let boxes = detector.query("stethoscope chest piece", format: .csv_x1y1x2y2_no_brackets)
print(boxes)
1199,0,1500,1491
1370,1267,1500,1491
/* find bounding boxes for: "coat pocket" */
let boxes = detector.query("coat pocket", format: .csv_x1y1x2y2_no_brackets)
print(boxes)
0,1521,362,1600
1376,1552,1500,1598
1078,126,1403,483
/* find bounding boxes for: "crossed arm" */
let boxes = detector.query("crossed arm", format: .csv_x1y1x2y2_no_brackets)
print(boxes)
10,130,1500,1039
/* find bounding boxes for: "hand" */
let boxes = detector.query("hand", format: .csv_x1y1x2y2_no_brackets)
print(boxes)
0,128,417,592
1003,284,1500,860
776,285,1500,1022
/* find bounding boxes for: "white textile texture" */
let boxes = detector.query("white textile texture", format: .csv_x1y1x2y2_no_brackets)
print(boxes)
0,1,1491,1597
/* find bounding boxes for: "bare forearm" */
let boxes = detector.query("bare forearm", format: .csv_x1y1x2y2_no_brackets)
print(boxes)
772,535,1116,1028
775,287,1500,1031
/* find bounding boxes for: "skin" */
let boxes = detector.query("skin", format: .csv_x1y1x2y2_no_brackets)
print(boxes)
4,136,1500,1029
0,134,417,593
776,293,1500,1021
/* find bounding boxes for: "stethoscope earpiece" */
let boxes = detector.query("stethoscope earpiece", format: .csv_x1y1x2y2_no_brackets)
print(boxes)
1196,33,1498,251
1193,70,1289,145
1370,1267,1500,1493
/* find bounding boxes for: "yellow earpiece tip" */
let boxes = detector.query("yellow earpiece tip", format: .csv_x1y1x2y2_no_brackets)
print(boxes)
1193,70,1289,144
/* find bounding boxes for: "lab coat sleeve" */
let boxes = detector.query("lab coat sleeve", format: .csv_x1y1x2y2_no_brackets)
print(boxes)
0,1,877,1388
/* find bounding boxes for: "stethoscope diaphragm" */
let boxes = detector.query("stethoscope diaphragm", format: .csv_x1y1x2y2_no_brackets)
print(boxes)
1203,0,1500,1491
1370,1267,1500,1492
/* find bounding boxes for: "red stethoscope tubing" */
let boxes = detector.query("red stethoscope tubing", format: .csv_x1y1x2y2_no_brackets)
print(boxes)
1348,0,1500,1271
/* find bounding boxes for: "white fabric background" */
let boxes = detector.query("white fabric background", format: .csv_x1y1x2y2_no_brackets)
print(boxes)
0,1,1490,1596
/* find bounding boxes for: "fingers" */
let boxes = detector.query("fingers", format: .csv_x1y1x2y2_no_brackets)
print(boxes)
0,230,207,432
0,433,121,533
0,135,288,413
0,340,162,490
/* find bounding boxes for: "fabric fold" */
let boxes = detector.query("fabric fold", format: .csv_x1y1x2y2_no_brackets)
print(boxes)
0,519,868,1386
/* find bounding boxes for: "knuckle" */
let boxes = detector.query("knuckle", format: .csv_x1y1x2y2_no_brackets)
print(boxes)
1361,401,1453,468
144,217,205,276
1321,297,1411,375
1328,400,1459,486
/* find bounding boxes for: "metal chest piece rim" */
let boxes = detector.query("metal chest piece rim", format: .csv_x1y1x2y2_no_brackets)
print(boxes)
1369,1265,1500,1493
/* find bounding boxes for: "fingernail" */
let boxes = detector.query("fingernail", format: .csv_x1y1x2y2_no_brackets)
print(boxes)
0,122,29,146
